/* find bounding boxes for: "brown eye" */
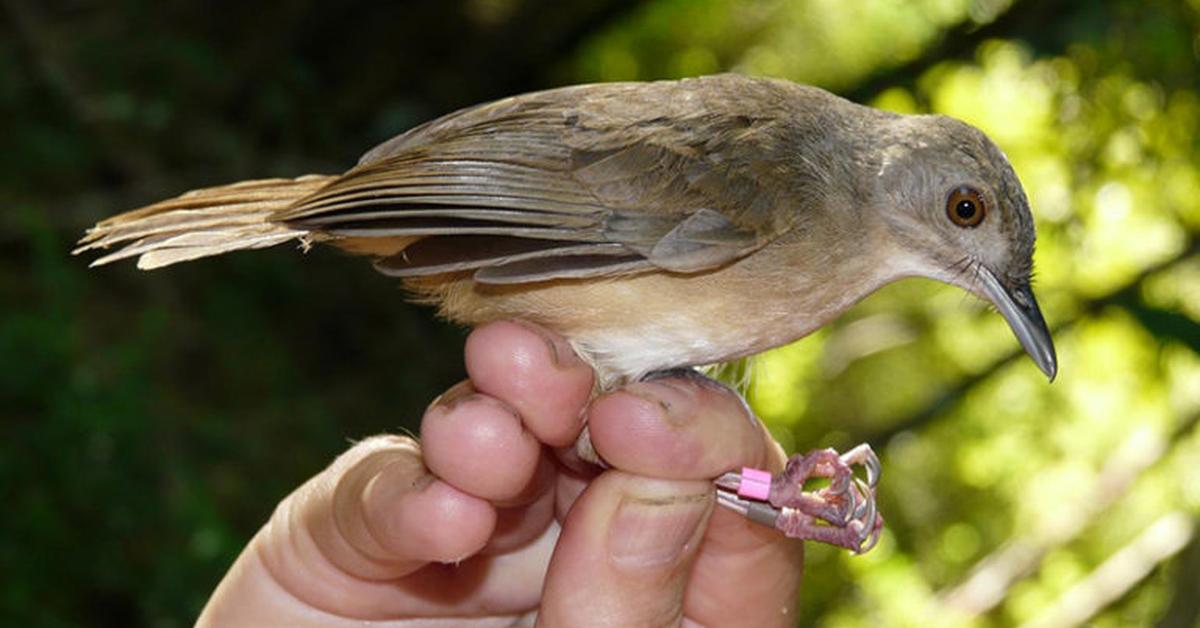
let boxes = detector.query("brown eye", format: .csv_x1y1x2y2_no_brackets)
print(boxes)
947,186,986,228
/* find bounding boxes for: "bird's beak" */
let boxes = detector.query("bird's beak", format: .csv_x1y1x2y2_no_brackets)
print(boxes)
977,267,1058,381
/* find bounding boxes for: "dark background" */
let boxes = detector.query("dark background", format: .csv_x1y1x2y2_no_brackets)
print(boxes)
2,1,1198,626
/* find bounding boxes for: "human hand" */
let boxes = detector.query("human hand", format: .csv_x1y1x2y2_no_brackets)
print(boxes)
198,321,803,626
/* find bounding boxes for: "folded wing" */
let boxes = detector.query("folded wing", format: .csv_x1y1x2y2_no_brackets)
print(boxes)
278,75,807,284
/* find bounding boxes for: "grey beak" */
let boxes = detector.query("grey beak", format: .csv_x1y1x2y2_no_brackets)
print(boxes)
978,268,1058,381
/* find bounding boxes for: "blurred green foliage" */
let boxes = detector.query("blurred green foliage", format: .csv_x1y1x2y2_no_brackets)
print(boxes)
1,0,1197,626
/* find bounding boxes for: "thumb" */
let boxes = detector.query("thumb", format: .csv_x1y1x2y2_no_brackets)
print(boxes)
538,471,713,627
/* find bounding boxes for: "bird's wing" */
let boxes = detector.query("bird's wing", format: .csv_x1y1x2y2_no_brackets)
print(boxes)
278,75,818,284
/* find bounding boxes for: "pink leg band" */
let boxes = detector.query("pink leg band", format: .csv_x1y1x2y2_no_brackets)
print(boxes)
738,467,772,501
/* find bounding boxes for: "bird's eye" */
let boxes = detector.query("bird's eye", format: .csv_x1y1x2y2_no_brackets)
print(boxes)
946,186,986,228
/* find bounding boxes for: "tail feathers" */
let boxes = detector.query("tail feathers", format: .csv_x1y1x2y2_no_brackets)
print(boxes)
75,174,335,269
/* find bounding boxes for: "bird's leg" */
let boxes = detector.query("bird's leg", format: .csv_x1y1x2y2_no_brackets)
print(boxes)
714,444,884,553
573,364,886,552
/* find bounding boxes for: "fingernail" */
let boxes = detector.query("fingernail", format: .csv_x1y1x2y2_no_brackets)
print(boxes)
513,320,584,370
609,489,710,571
427,379,476,412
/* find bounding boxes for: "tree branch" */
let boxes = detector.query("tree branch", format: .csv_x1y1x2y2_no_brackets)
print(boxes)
1020,512,1194,628
938,410,1200,617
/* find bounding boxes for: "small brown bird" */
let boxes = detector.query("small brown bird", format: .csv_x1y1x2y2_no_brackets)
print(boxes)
77,74,1056,551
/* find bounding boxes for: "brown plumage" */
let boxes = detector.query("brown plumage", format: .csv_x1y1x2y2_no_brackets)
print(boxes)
77,74,1056,386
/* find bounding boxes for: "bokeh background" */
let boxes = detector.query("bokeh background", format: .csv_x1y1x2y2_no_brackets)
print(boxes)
3,0,1198,626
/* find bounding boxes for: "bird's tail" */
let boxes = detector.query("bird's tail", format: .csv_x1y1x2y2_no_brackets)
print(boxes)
75,174,336,269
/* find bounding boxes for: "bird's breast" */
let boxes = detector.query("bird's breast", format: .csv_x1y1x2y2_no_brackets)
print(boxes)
420,252,875,387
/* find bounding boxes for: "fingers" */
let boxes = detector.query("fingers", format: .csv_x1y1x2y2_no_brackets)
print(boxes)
249,435,499,619
290,436,495,576
587,376,772,478
422,320,593,547
684,511,804,627
538,472,714,627
587,375,805,626
205,321,597,625
421,380,545,503
465,320,594,447
483,457,559,554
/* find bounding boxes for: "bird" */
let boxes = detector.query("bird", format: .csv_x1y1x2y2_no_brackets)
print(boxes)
76,73,1057,552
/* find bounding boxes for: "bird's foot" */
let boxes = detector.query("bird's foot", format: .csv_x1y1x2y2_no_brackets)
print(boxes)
714,443,883,554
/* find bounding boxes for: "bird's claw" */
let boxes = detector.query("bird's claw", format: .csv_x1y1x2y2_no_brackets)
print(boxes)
841,443,881,490
713,443,884,554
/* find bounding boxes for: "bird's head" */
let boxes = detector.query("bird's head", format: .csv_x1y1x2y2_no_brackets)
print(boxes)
872,114,1057,380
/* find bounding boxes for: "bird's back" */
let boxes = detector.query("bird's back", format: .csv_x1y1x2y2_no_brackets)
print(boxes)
76,74,887,381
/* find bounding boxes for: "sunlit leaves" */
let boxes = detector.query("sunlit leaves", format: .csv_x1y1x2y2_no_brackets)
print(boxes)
577,1,1200,625
569,0,989,89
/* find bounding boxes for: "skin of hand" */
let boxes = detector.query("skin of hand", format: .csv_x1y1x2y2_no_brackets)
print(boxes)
197,320,803,627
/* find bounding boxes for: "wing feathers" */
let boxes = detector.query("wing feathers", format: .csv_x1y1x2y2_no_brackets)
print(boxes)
474,254,652,284
374,235,628,278
81,77,813,282
647,208,753,272
268,82,799,284
323,221,594,240
291,193,605,216
293,208,598,228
